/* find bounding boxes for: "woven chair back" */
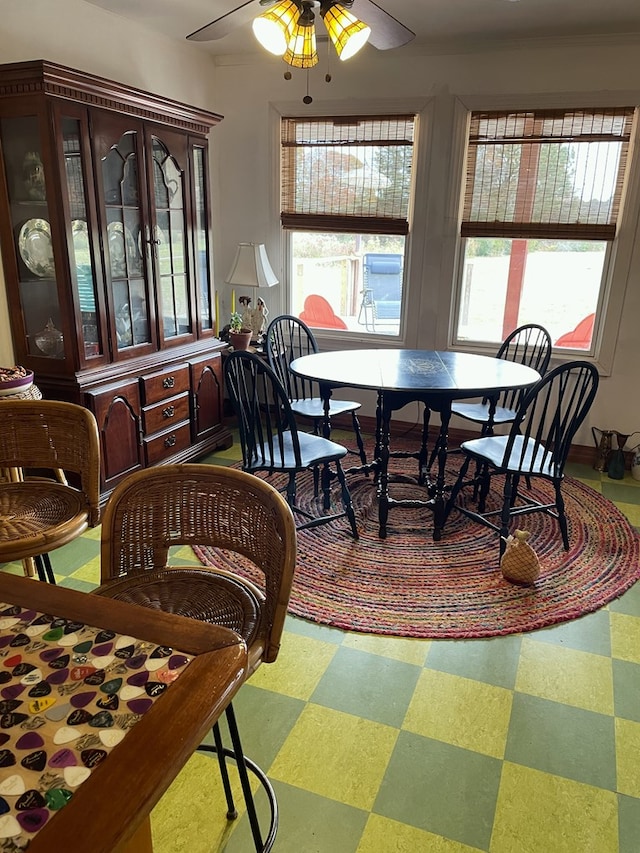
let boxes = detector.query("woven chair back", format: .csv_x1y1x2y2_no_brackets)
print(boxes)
100,464,297,664
0,399,101,525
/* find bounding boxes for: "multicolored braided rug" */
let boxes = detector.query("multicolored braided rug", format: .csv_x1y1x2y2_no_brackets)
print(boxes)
194,442,640,639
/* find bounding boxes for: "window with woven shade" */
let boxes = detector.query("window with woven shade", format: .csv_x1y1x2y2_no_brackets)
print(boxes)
454,106,636,351
281,114,415,335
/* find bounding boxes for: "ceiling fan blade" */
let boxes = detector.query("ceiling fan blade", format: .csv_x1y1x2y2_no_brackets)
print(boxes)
187,1,260,41
351,0,415,49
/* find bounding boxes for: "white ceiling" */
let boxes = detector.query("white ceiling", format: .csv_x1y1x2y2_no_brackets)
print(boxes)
82,0,640,58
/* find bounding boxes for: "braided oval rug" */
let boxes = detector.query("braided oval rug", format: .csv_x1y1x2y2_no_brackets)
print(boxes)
194,446,640,639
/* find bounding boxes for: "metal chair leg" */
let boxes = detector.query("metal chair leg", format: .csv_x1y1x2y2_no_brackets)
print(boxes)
197,702,279,853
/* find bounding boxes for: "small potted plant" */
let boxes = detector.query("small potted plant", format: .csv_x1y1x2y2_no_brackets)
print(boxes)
228,311,252,351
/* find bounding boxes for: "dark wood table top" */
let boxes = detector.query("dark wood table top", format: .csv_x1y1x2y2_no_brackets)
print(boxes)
290,349,541,399
0,573,247,853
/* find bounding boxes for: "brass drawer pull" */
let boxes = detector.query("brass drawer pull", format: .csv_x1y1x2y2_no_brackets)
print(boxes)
162,376,175,389
164,434,177,449
162,405,175,419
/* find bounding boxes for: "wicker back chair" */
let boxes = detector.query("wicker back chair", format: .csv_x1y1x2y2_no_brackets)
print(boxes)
98,463,296,670
96,464,297,852
0,400,100,582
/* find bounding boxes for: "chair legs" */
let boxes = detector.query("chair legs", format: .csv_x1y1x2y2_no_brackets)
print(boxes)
34,553,56,584
350,411,367,466
198,702,279,853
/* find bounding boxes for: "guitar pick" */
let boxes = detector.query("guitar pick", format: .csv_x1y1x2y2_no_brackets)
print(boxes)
1,685,25,701
40,648,65,663
83,670,105,686
42,627,63,642
49,749,77,769
127,698,153,715
0,774,25,796
28,681,50,698
44,703,71,723
15,733,44,751
119,685,144,701
126,670,148,687
150,645,173,659
92,642,114,657
15,789,46,810
114,645,135,660
95,631,115,644
28,697,56,715
0,798,8,816
72,640,93,655
20,750,46,772
125,655,147,670
70,666,97,682
58,633,80,647
115,635,137,650
16,807,49,832
0,750,15,768
168,654,189,670
70,692,96,709
0,674,11,685
88,710,114,729
21,670,43,686
96,694,119,711
91,655,115,670
99,678,123,696
25,624,47,637
98,729,124,748
48,654,70,670
46,669,70,685
9,633,30,648
145,682,167,698
80,748,107,768
11,663,35,678
53,726,80,745
46,788,73,810
0,813,21,839
66,709,92,726
0,713,28,729
157,668,181,685
3,655,21,669
0,618,20,631
63,766,90,787
0,701,22,715
144,658,165,672
64,621,85,634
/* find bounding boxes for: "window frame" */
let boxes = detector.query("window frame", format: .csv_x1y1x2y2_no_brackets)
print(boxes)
445,94,640,375
270,98,428,344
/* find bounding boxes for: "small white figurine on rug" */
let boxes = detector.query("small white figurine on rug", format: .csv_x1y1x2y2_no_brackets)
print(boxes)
500,529,540,585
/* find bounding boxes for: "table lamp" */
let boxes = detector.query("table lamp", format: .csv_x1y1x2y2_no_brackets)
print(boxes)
225,243,279,342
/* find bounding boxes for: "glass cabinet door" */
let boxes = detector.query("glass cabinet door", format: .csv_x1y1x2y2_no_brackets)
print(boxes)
192,144,213,332
61,115,104,361
101,129,151,353
150,134,192,343
0,115,64,359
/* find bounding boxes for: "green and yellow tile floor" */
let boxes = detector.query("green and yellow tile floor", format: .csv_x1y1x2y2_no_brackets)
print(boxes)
2,444,639,852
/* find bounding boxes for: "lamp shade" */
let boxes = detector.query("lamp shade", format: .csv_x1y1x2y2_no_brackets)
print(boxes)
283,4,318,68
252,0,300,56
225,243,279,288
322,4,371,60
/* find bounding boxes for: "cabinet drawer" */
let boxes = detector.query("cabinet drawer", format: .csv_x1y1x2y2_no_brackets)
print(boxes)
142,391,191,437
143,422,191,466
141,365,189,405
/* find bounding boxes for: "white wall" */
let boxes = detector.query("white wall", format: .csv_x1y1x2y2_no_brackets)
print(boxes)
1,2,639,446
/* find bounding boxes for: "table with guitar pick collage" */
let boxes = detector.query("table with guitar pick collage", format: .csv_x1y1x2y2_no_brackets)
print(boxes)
0,600,192,850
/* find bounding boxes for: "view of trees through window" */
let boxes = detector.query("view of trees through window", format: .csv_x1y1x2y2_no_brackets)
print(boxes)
456,108,633,350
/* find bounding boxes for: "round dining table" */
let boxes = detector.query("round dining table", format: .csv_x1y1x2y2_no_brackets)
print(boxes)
289,349,541,539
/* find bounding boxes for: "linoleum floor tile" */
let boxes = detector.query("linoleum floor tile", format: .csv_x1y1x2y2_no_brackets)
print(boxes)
529,606,612,656
341,631,430,666
310,645,421,727
490,762,618,853
515,637,613,714
610,611,640,663
613,658,640,722
249,632,338,700
402,669,512,759
268,704,398,811
357,814,483,852
615,718,640,798
425,634,522,689
618,794,640,853
505,693,616,790
609,581,640,616
374,730,502,850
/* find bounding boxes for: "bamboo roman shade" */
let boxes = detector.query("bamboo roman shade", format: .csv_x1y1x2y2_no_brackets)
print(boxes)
281,115,415,235
462,107,635,241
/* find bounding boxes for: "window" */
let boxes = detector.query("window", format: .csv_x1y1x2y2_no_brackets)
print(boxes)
281,114,415,334
454,107,635,350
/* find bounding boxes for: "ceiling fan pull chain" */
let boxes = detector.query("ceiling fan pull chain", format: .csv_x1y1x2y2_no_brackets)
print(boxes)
303,68,313,104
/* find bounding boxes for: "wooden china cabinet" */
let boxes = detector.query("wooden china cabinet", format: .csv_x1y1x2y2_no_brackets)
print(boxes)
0,60,232,502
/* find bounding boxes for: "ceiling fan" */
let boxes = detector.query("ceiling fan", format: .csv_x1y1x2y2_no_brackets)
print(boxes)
187,1,415,57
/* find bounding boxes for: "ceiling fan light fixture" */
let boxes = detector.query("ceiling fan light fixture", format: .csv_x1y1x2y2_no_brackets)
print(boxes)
252,0,301,56
322,3,371,61
283,4,318,68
